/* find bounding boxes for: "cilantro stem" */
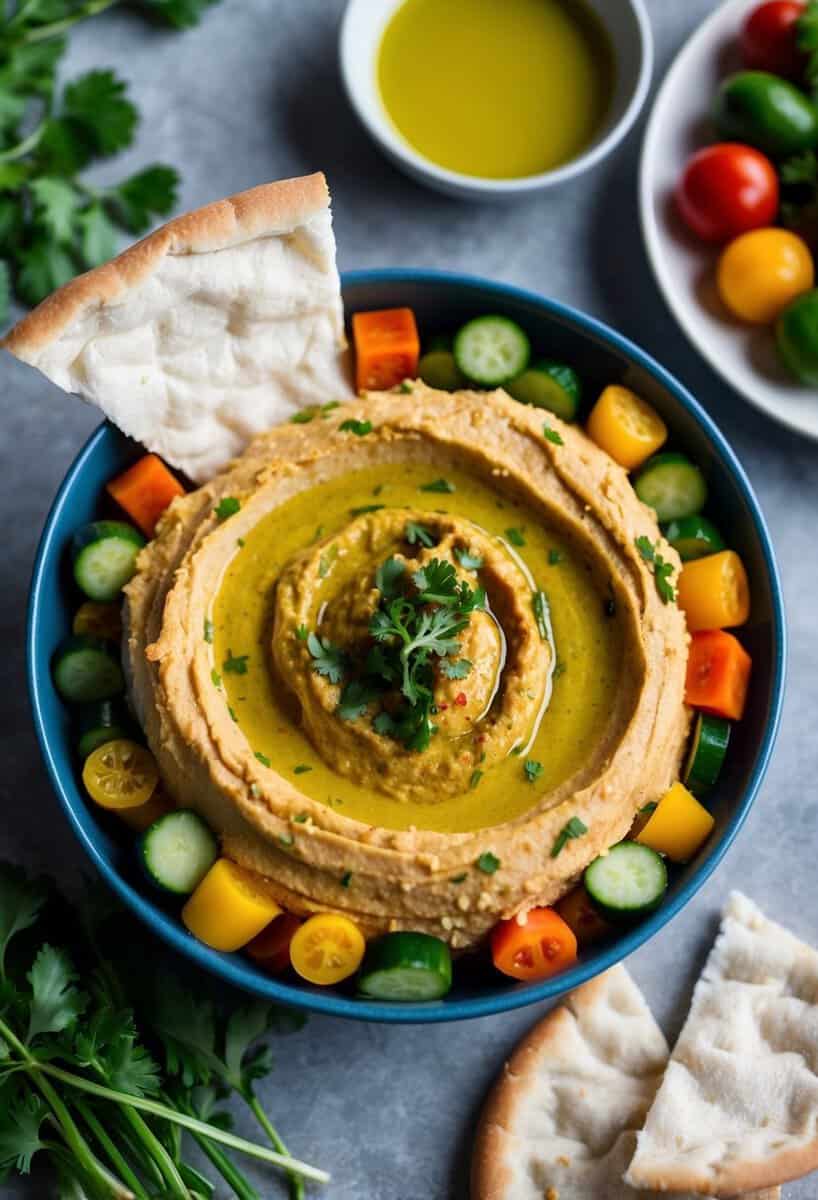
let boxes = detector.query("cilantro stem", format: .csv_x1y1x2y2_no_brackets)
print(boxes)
188,1129,260,1200
0,120,45,162
116,1103,191,1200
14,0,118,42
31,1061,330,1184
247,1093,303,1200
72,1097,151,1200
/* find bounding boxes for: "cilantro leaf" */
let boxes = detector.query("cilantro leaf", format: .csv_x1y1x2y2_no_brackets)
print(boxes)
350,504,384,515
439,657,471,680
108,164,179,234
77,202,117,268
524,759,543,783
374,556,405,599
634,537,676,604
469,769,483,789
476,851,500,874
405,520,436,548
337,679,380,721
505,527,526,547
455,547,483,570
222,650,248,675
338,418,372,436
73,1008,161,1097
318,544,338,578
413,558,459,604
293,764,311,775
14,238,74,306
29,177,78,243
63,70,137,156
26,945,86,1042
138,0,222,29
550,816,588,859
0,864,47,980
0,261,9,326
635,535,656,564
548,548,563,565
543,424,564,445
532,589,550,640
307,633,347,684
0,1089,48,1174
419,477,455,494
214,496,240,520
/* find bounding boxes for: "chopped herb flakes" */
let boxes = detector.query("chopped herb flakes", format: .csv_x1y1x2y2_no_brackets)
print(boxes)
439,658,471,680
399,380,413,393
279,833,294,847
455,548,484,571
254,751,271,767
505,527,526,547
451,873,468,884
203,618,214,643
524,759,543,783
543,425,564,446
293,812,309,823
419,478,455,494
228,705,238,722
405,520,436,547
318,545,338,578
532,589,550,640
210,668,221,688
476,851,500,875
548,548,563,565
293,764,312,775
291,401,339,424
339,418,373,436
469,769,484,789
223,650,249,675
551,816,588,858
336,679,378,721
640,801,658,815
214,496,240,521
340,871,353,888
635,536,677,604
351,504,385,516
296,624,309,641
237,537,245,548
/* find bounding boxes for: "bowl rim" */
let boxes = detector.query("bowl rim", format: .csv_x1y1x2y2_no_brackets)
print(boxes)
338,0,654,196
27,267,787,1024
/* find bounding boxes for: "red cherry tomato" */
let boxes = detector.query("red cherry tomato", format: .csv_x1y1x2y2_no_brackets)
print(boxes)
676,143,779,242
740,0,805,77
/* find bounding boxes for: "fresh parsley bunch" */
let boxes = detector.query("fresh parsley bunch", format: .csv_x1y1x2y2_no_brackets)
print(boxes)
0,0,222,323
0,863,327,1198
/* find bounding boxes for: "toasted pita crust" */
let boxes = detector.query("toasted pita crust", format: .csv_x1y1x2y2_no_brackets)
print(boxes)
471,964,779,1200
2,173,353,481
627,890,818,1195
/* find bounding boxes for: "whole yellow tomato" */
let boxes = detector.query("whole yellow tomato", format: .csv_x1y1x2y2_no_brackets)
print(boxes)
717,227,814,323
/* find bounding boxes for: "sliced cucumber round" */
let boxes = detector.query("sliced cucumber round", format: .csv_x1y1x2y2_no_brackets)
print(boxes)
663,514,725,562
418,350,467,392
584,841,667,921
358,931,452,1001
633,454,707,523
506,360,581,421
683,713,731,796
52,635,124,704
76,699,131,759
71,520,145,602
139,809,218,895
453,316,530,387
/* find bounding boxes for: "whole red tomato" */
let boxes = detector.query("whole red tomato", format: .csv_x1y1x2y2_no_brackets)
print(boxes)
741,0,805,76
676,143,779,242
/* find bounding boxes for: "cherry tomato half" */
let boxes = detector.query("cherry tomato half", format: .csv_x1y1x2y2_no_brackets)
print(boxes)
741,1,805,77
676,144,779,243
491,906,577,982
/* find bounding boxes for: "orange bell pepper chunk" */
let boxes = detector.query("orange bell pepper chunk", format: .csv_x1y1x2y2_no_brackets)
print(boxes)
352,307,420,392
685,629,752,720
491,906,577,981
107,453,185,538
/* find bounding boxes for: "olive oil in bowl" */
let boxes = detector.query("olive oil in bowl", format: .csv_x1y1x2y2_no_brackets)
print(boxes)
377,0,615,180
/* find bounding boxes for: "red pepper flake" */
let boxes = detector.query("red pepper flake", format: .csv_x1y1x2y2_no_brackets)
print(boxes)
455,692,468,707
438,703,449,711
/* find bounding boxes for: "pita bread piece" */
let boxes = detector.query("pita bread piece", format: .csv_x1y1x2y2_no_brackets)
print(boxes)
2,173,353,483
627,890,818,1196
472,963,779,1200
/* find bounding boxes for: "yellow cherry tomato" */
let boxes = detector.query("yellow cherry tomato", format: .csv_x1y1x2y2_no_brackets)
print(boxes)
82,738,158,810
717,228,814,324
677,549,751,632
72,600,122,642
586,385,667,470
289,913,366,986
636,781,715,863
182,859,281,952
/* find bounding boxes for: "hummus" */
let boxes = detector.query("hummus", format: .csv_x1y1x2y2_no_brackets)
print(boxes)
125,385,689,949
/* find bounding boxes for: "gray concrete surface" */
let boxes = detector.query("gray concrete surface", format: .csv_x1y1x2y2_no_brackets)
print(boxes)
1,1,817,1196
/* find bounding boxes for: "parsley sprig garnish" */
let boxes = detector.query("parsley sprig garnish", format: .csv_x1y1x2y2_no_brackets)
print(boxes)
550,816,588,858
635,535,677,604
0,2,225,320
0,863,327,1197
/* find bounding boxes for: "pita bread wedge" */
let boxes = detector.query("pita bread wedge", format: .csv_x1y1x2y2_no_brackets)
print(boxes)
2,172,353,482
627,891,818,1196
471,963,778,1200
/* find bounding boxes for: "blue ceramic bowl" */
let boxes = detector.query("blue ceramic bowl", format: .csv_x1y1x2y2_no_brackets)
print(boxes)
27,270,786,1023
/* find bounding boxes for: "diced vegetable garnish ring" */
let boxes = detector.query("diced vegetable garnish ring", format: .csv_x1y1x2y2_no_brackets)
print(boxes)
182,859,282,952
490,906,578,981
52,635,125,704
505,360,581,421
82,738,159,811
663,514,725,561
106,453,185,538
677,549,751,631
586,385,667,470
289,913,366,986
683,713,731,796
633,452,708,523
358,931,453,1001
352,307,420,392
139,809,219,895
685,629,752,720
635,782,715,863
453,315,531,387
584,841,667,919
71,520,145,602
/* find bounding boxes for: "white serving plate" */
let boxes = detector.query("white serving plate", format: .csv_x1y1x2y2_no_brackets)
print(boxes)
639,0,818,441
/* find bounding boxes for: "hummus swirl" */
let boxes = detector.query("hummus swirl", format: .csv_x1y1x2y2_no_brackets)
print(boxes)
124,386,690,949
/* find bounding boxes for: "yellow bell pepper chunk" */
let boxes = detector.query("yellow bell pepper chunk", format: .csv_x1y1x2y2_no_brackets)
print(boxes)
636,781,715,863
677,549,750,632
182,859,281,952
586,385,667,470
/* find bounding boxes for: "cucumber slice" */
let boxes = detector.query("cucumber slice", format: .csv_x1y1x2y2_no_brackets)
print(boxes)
139,810,218,895
358,931,452,1001
584,841,667,920
52,635,124,703
418,350,467,391
71,520,145,602
683,713,731,796
453,316,530,387
663,514,726,561
76,699,131,758
506,360,581,421
633,454,708,523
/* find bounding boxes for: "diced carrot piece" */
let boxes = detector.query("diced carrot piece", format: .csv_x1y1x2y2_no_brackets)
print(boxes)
107,453,185,538
685,629,752,720
352,307,420,392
